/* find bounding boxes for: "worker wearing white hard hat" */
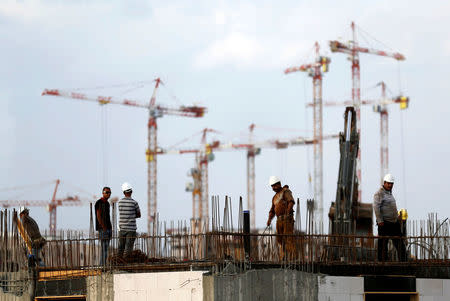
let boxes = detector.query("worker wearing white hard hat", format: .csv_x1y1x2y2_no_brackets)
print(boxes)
121,182,132,193
118,182,141,258
373,173,407,262
19,206,46,266
383,173,395,183
269,176,281,186
266,176,296,260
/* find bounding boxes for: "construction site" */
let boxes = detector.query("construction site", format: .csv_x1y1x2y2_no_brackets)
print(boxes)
1,3,450,301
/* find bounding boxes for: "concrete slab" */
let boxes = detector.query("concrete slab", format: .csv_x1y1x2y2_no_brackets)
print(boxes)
209,269,318,300
318,276,363,295
432,297,449,301
417,278,443,296
443,279,450,297
133,273,157,289
114,271,205,301
318,293,350,301
115,290,148,301
350,294,363,301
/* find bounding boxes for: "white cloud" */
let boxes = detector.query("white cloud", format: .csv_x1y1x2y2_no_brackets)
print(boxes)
0,1,43,20
214,11,226,26
194,32,262,69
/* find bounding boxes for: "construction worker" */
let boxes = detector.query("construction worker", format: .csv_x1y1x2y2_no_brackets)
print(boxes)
19,207,46,266
266,176,295,260
373,174,407,262
118,182,141,258
95,186,112,265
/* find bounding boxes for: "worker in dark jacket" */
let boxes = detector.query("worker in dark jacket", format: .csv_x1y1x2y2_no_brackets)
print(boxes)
266,176,295,260
95,187,112,265
373,174,406,261
19,207,46,266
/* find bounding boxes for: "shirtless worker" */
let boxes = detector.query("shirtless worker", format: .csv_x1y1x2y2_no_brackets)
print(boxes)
266,176,296,260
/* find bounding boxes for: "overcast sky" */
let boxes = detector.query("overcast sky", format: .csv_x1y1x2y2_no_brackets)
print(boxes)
1,0,449,233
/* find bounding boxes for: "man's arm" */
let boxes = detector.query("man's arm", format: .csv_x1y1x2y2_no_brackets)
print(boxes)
135,202,141,218
284,189,295,213
373,190,383,226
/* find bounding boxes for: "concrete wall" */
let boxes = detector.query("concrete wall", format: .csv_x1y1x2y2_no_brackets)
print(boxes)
417,278,450,301
318,276,364,301
87,273,114,301
0,271,32,301
113,271,206,301
2,270,449,300
204,269,318,301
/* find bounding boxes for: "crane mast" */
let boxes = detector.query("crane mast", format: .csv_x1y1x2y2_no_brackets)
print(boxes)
379,82,389,184
351,22,362,204
49,179,60,237
147,78,161,234
285,42,330,232
247,124,256,230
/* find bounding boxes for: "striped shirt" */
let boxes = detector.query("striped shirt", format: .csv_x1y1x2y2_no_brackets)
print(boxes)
118,197,140,231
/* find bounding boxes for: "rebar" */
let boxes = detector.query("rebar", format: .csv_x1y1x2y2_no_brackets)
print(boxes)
0,205,448,280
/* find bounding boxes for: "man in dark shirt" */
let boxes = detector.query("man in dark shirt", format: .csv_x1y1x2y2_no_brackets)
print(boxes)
95,187,112,265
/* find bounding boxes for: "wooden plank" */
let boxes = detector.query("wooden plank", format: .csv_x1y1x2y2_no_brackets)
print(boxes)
35,295,86,300
38,269,101,281
364,292,418,295
14,215,32,254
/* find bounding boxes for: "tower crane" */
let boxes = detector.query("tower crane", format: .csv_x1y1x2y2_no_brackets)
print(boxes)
285,41,331,232
42,79,207,234
160,128,338,229
0,179,87,237
158,128,218,231
306,82,409,184
329,21,405,202
244,127,338,230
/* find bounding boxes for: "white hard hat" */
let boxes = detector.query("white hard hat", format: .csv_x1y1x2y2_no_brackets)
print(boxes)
121,182,133,192
19,206,29,214
269,176,281,186
383,173,395,183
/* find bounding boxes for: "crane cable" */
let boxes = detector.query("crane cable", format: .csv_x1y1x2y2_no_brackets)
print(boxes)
398,61,408,209
303,75,313,197
101,105,108,186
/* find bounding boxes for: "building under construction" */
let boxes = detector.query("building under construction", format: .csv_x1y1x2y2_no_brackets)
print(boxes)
1,21,448,301
0,196,449,301
0,107,449,300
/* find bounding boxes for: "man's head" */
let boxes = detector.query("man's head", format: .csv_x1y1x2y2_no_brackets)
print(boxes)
269,176,282,193
19,206,29,219
383,173,394,191
121,182,133,197
102,187,111,201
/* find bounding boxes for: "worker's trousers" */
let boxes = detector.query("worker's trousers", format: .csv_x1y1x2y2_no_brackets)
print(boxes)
31,247,44,267
276,215,295,259
98,229,111,265
377,221,407,262
118,230,136,257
